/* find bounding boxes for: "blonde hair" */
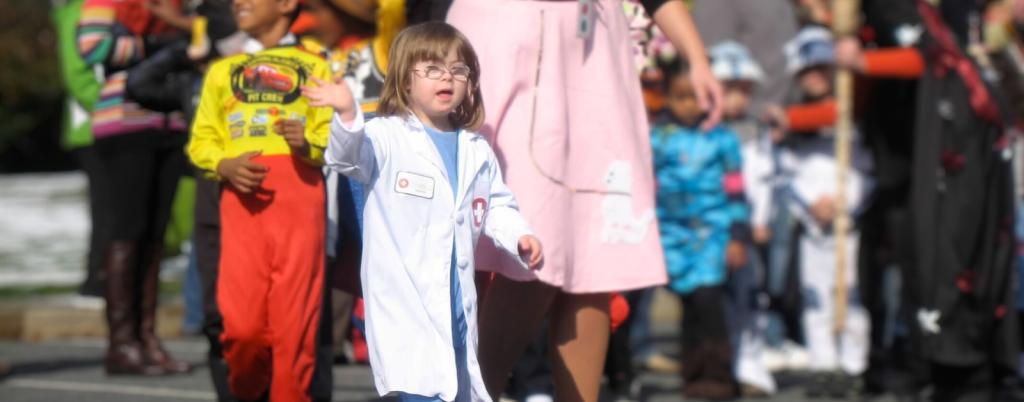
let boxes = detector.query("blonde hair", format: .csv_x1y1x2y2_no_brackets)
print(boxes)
377,22,485,131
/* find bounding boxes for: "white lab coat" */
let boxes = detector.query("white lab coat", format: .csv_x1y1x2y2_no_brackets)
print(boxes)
325,106,534,401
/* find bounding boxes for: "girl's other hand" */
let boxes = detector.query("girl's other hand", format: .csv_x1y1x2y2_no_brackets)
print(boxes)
518,235,544,270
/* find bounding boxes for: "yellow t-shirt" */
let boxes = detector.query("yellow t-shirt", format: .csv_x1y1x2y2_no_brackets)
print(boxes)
189,44,333,179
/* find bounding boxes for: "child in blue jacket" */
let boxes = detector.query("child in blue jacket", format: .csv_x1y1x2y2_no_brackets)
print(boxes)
652,57,750,400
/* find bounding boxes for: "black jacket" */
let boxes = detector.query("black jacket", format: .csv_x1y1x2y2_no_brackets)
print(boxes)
125,40,201,122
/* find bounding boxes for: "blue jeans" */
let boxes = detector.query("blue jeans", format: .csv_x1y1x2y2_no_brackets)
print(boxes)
181,238,204,333
628,287,657,365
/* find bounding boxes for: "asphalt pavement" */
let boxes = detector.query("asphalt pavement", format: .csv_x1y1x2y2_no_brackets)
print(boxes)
0,335,905,402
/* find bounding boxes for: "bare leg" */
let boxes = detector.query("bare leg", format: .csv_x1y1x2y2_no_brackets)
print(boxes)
548,292,611,402
477,275,559,400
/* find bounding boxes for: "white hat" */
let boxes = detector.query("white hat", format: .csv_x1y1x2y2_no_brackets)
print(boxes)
708,40,765,83
784,25,836,75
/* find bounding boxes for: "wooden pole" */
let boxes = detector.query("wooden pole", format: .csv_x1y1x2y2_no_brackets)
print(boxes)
831,0,859,334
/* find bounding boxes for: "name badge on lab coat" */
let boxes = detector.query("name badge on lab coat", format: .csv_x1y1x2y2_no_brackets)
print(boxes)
395,171,435,199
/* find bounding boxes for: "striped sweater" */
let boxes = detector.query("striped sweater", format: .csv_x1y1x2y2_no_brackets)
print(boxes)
77,0,186,139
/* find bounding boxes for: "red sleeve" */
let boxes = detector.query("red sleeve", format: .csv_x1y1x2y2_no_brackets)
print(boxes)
863,47,925,79
786,99,838,132
290,11,318,36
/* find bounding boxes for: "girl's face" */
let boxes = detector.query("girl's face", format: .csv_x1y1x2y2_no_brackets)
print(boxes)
798,65,834,100
408,44,470,131
666,74,703,127
722,80,754,120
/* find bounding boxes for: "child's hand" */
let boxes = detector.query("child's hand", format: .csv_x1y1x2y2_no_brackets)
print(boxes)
726,241,747,271
762,103,788,142
835,37,866,73
275,119,308,152
753,226,771,245
811,196,837,228
216,150,268,194
518,235,544,270
302,77,356,121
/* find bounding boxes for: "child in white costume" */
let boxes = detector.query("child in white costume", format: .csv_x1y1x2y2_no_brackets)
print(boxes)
771,26,875,397
304,22,543,402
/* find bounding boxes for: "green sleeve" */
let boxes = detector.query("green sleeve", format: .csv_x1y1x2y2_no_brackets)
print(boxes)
53,0,101,149
54,0,101,111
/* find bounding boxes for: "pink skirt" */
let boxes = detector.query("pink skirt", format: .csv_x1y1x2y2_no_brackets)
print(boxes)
448,0,668,293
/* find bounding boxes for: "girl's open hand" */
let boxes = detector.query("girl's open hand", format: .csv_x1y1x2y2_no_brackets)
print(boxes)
302,77,356,121
518,235,544,270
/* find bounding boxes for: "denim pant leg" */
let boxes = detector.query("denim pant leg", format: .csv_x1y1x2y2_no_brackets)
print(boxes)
628,287,657,365
182,237,204,333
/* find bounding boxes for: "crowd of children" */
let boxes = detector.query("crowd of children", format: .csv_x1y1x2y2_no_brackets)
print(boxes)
47,0,1024,401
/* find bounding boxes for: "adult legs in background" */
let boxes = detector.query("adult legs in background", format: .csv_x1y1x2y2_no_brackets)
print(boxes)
478,276,558,400
75,146,113,298
478,275,615,402
604,298,636,401
931,364,994,402
100,139,189,376
182,240,204,334
193,173,237,401
627,288,681,374
507,320,554,402
137,146,191,374
680,285,736,400
309,255,334,402
549,292,611,402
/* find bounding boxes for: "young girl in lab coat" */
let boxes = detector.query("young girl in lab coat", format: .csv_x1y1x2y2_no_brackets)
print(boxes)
303,21,544,402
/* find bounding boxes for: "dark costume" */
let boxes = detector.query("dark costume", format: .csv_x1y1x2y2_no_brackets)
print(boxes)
858,0,1020,399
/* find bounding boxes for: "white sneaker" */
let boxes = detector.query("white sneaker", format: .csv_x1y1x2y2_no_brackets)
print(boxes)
523,394,553,402
761,346,788,373
761,340,811,373
780,340,811,372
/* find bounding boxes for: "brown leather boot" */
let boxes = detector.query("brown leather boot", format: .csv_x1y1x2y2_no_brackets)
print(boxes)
104,241,166,376
683,340,737,400
139,243,192,374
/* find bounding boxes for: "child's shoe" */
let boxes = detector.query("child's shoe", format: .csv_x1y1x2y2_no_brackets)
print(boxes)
829,373,866,400
805,371,833,398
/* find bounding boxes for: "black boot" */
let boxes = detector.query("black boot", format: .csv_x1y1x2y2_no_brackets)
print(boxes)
683,340,737,400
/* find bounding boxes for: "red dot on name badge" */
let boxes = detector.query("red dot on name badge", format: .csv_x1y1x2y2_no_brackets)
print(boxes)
399,179,409,188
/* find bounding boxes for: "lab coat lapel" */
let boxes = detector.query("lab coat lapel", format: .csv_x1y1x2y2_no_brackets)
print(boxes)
404,116,450,186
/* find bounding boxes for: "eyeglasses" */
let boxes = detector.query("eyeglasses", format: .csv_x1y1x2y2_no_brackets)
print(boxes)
413,65,472,81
